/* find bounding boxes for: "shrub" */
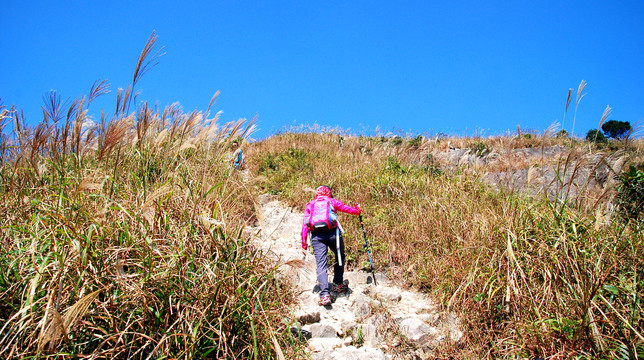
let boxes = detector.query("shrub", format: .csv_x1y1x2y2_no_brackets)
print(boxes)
471,141,489,156
407,135,422,147
602,120,631,139
616,163,644,220
386,156,404,173
556,130,569,138
586,129,607,143
391,136,403,146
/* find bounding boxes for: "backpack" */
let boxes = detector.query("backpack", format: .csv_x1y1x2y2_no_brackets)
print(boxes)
308,197,338,232
234,149,245,169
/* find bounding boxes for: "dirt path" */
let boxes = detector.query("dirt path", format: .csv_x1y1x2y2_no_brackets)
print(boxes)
250,194,463,359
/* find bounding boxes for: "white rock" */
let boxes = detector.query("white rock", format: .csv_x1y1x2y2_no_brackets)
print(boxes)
395,317,436,343
351,293,371,318
309,337,345,352
325,346,388,360
376,289,402,302
341,319,357,334
311,323,338,338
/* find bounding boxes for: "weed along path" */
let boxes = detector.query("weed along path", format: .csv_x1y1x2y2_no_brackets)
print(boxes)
250,194,463,359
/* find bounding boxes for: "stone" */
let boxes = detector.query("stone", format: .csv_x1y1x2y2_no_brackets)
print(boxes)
343,271,361,286
341,319,357,334
395,317,436,343
297,310,321,325
309,338,346,353
351,293,371,318
304,292,322,307
376,289,402,302
258,193,277,205
325,346,388,360
352,323,379,346
374,271,389,285
289,327,312,341
344,270,388,286
311,323,338,338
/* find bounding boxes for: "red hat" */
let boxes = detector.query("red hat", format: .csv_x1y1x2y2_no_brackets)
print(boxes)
316,185,332,198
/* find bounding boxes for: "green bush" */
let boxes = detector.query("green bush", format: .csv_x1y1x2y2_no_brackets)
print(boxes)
616,164,644,220
556,130,569,138
586,129,607,143
602,120,631,139
471,141,489,156
386,156,404,173
407,135,422,147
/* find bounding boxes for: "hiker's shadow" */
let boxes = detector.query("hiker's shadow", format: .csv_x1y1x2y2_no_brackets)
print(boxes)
331,287,353,302
321,289,352,309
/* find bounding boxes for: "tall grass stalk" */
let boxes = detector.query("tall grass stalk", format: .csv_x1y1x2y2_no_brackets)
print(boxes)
591,105,612,150
571,79,587,147
562,87,573,135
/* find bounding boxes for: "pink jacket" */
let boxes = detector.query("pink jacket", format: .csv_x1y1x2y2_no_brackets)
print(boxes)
301,196,361,249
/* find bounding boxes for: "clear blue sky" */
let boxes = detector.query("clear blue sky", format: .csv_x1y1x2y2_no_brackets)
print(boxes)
2,1,642,140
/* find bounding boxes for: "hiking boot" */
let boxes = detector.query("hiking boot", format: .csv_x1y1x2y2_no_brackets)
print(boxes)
319,295,331,306
332,282,349,294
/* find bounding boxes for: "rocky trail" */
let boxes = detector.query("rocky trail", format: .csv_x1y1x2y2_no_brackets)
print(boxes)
248,194,463,359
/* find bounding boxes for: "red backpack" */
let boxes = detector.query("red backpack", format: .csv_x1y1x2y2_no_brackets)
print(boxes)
308,197,338,232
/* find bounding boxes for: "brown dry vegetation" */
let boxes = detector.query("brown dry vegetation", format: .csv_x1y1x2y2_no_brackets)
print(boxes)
0,34,305,359
248,130,644,359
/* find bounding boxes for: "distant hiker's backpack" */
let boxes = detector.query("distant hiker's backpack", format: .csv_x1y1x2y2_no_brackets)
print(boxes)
308,197,338,232
234,149,245,170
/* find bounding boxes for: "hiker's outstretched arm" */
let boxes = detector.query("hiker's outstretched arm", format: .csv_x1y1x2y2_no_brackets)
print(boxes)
301,203,312,249
330,199,361,215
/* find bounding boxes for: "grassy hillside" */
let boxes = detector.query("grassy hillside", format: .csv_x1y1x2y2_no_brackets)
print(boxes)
1,108,642,359
0,102,310,358
0,33,307,359
248,131,643,359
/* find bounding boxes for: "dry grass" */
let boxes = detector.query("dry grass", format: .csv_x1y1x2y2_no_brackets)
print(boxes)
0,35,305,359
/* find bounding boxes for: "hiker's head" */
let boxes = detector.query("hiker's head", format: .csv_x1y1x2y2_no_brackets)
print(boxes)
316,185,332,198
232,141,239,149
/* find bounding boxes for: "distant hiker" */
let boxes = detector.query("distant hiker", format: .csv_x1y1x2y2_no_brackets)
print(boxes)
231,141,245,170
302,185,361,306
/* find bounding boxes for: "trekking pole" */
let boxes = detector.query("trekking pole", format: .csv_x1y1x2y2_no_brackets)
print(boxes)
336,221,345,267
357,207,377,286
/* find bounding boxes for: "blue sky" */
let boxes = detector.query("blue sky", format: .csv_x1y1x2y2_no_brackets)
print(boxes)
1,1,642,140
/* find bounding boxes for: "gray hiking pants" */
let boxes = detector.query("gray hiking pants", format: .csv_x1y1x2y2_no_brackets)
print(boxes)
311,230,345,297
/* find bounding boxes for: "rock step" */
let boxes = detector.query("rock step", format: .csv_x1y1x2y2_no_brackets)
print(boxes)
312,345,389,360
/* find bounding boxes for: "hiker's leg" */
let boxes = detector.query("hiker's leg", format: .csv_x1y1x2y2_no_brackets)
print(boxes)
312,237,330,296
330,233,345,286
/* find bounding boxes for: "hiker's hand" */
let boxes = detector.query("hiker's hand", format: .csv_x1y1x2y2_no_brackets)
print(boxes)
355,203,362,214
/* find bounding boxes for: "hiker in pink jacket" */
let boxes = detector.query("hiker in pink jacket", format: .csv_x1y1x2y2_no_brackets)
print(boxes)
302,185,361,306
